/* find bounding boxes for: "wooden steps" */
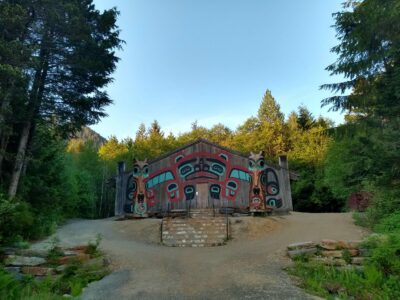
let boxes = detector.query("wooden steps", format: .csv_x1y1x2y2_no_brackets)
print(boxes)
161,209,228,247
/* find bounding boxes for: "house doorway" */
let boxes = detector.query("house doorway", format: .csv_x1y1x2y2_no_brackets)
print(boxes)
196,183,209,208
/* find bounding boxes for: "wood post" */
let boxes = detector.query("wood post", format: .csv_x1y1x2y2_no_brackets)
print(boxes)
114,161,125,216
279,155,293,211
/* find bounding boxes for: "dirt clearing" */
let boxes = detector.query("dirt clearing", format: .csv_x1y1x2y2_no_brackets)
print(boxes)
32,212,367,299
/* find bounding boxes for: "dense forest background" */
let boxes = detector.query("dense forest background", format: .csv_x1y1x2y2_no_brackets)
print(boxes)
1,0,399,248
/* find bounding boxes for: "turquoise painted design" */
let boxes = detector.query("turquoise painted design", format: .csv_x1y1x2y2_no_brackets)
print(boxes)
210,163,225,176
134,202,147,216
225,180,238,197
175,155,184,162
211,186,220,193
184,185,195,201
167,182,180,199
146,171,174,189
185,186,194,193
219,153,228,161
133,164,149,177
229,169,251,182
178,163,194,178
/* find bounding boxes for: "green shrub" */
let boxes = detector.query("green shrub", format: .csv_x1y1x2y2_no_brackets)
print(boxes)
364,189,400,228
0,194,34,245
353,212,370,228
85,234,102,258
289,233,400,299
47,237,64,265
0,236,110,299
341,249,352,265
375,213,400,233
368,233,400,276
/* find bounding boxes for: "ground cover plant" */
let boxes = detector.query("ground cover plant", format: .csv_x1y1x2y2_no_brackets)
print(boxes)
288,229,400,299
0,236,109,299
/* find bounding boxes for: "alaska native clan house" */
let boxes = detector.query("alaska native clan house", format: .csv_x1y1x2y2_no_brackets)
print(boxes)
115,139,294,217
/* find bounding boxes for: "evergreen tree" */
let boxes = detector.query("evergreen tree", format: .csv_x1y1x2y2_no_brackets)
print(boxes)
0,1,31,174
297,106,315,130
2,0,123,197
135,123,147,141
322,0,400,119
257,90,284,124
98,136,128,162
149,120,163,137
321,0,400,219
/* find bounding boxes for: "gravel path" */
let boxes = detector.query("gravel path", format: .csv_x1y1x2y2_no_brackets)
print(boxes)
32,212,367,300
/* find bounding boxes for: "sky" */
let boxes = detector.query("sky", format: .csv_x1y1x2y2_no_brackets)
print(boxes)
92,0,345,139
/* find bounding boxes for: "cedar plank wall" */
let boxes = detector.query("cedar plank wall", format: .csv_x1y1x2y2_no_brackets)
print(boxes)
147,141,251,212
118,140,291,215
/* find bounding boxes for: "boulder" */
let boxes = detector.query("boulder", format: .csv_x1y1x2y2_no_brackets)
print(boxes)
287,247,317,258
287,241,317,251
55,265,66,273
348,240,362,249
358,248,371,257
337,265,364,272
103,256,112,267
312,257,346,266
321,249,358,258
320,239,339,250
21,267,55,276
67,245,89,253
337,240,361,249
352,257,366,265
62,250,78,257
5,266,21,274
85,257,110,268
5,255,46,266
58,253,90,265
17,249,48,258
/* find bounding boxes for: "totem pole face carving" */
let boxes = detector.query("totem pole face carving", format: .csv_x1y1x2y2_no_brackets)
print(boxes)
248,151,267,211
132,159,149,217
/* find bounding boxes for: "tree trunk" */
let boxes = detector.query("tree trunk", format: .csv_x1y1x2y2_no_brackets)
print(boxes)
0,81,14,176
0,134,9,181
8,41,50,198
8,120,31,197
98,166,106,217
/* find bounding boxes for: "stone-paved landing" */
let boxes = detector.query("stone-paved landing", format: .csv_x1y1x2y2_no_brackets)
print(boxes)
162,210,228,247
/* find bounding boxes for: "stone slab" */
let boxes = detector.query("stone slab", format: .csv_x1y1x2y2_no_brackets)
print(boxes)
321,249,358,258
5,255,46,267
287,248,317,258
337,240,362,249
21,266,55,276
351,257,366,265
312,257,346,266
320,239,339,250
287,242,317,251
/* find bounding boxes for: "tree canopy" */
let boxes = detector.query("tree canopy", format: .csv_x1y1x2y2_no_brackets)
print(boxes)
0,0,123,197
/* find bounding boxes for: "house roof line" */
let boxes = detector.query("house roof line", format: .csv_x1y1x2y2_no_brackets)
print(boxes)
115,138,298,180
147,138,291,173
147,138,249,164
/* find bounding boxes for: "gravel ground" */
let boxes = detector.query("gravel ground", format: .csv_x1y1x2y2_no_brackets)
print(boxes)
32,212,367,300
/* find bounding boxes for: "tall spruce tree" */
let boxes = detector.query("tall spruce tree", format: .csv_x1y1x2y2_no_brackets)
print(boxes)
322,0,400,118
2,1,122,197
0,2,31,175
321,0,400,212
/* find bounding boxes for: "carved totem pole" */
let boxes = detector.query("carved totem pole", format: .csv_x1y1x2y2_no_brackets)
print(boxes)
248,151,267,212
131,159,149,217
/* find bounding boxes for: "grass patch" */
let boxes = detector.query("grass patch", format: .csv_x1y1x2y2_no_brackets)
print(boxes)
288,233,400,299
46,237,64,266
0,259,109,299
0,236,110,299
85,234,102,258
